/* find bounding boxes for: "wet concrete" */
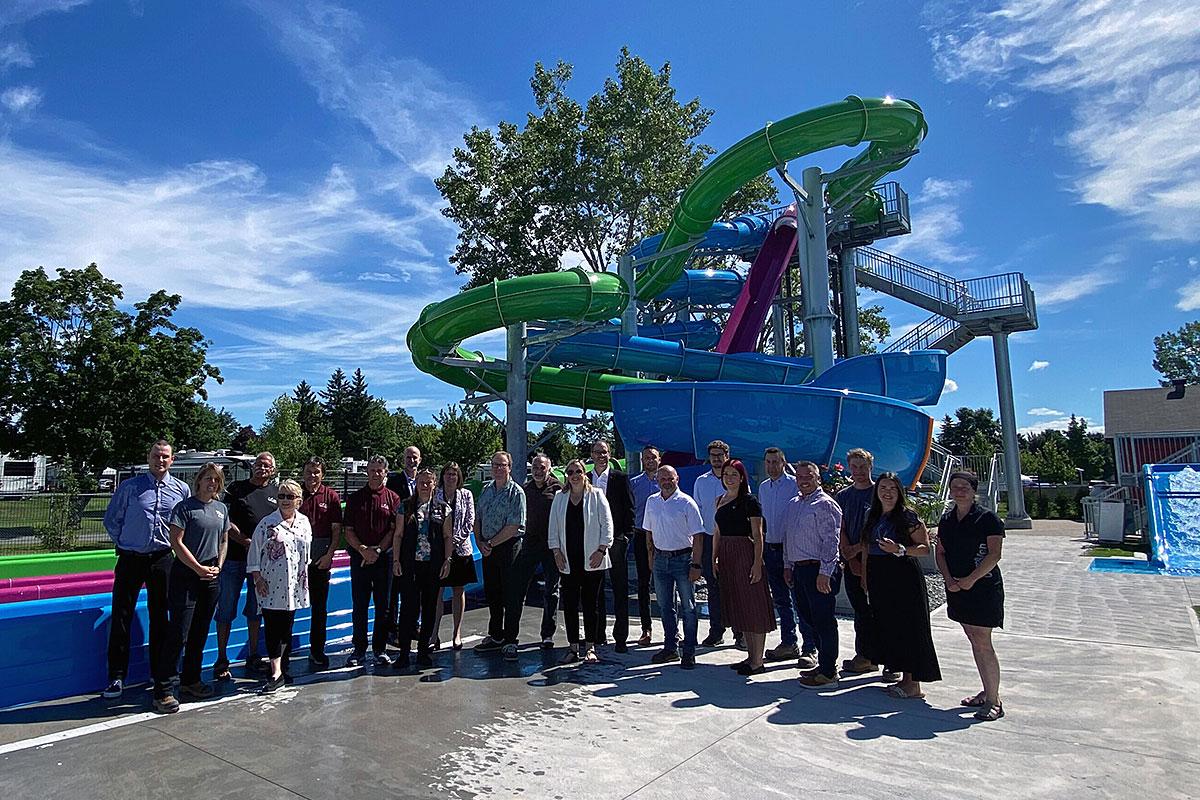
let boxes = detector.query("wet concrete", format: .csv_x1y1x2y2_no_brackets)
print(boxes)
1,521,1198,799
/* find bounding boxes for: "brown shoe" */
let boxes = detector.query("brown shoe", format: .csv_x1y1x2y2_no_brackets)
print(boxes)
840,655,878,675
765,642,799,662
637,630,652,647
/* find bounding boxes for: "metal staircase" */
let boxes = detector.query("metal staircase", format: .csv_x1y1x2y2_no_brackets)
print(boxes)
847,247,1038,354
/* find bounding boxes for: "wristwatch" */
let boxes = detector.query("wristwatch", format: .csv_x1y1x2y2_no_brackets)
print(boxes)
895,544,907,557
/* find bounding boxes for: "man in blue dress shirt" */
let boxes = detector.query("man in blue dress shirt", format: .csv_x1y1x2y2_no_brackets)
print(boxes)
101,440,190,700
629,445,662,646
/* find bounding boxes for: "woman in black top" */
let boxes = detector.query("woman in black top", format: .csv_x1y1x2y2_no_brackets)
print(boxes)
862,472,941,700
713,460,775,675
936,471,1006,722
392,469,453,669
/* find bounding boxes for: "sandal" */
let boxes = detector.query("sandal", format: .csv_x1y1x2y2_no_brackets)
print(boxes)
961,691,987,708
884,684,926,699
974,701,1005,722
212,660,232,682
583,647,599,664
558,647,580,665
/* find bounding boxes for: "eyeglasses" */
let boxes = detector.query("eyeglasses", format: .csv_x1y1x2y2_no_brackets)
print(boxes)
277,493,298,500
566,468,583,475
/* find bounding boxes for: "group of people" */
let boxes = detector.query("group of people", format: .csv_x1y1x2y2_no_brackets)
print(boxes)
102,436,1007,723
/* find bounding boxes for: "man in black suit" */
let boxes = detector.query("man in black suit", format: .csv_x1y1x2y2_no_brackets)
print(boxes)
385,446,420,644
588,440,636,652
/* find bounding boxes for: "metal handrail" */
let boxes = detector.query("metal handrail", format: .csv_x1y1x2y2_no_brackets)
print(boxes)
885,313,959,352
856,247,971,310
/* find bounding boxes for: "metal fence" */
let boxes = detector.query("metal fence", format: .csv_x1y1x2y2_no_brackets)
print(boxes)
0,470,390,557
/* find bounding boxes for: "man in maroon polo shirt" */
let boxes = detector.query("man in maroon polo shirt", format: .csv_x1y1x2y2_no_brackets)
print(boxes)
300,457,343,670
343,455,400,667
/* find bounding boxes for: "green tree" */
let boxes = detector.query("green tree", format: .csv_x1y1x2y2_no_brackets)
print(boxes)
435,404,502,475
573,412,624,459
938,407,1003,457
231,425,258,453
176,403,239,452
1152,320,1200,385
320,368,352,452
530,422,577,465
292,380,324,435
0,263,221,476
1022,436,1074,483
251,396,308,473
436,48,778,288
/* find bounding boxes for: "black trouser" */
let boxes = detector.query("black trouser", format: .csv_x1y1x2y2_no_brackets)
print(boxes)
502,537,560,644
262,608,296,664
632,529,653,633
307,561,332,660
562,568,604,645
108,547,173,684
481,538,521,643
701,534,725,636
160,559,219,692
349,549,392,657
791,561,841,678
397,561,441,655
595,533,633,644
842,566,878,662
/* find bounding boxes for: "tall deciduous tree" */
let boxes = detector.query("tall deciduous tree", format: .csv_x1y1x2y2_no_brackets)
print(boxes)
938,407,1003,457
1152,321,1200,385
436,48,778,288
251,396,308,473
435,404,501,476
176,403,239,452
0,264,221,476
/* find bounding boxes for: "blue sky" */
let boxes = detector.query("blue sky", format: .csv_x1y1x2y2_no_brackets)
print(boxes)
1,0,1197,439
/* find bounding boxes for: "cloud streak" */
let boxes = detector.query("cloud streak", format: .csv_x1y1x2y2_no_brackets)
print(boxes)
928,0,1200,241
1028,360,1050,371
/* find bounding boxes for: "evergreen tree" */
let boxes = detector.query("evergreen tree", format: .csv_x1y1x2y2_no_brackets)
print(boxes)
293,379,323,434
321,368,352,452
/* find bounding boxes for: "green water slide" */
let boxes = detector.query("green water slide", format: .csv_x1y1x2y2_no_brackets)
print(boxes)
407,96,927,410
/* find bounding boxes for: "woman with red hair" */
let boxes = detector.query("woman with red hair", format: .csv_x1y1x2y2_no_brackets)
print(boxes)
713,459,775,675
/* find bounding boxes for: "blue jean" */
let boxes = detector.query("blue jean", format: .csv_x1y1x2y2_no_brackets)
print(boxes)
790,561,841,678
215,559,258,625
764,544,816,652
700,534,724,636
653,549,698,656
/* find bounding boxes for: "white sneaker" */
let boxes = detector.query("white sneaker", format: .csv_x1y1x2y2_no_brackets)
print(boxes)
102,679,123,699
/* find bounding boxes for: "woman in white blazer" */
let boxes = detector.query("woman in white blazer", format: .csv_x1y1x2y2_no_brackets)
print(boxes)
549,458,614,664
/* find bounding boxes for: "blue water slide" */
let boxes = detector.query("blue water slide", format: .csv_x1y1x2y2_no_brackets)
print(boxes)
1142,463,1200,575
610,382,935,487
531,328,947,407
635,320,722,349
654,269,744,305
628,212,773,262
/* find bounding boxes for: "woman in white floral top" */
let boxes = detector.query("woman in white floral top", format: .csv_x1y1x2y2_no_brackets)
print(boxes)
249,478,312,693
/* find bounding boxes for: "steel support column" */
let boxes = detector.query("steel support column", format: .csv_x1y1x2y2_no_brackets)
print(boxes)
991,328,1032,529
798,166,835,375
505,322,528,483
618,253,637,337
839,247,861,358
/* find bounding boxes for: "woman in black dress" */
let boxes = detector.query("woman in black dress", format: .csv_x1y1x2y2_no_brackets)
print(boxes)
936,470,1006,722
713,460,775,676
862,472,941,699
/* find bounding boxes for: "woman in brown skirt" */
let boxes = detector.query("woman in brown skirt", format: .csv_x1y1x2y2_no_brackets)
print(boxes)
713,459,776,676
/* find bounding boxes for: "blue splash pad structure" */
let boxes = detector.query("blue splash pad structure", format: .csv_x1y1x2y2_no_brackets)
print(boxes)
1142,463,1200,576
1088,558,1162,575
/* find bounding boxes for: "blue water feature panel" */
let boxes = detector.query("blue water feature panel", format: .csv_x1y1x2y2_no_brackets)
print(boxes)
1142,463,1200,575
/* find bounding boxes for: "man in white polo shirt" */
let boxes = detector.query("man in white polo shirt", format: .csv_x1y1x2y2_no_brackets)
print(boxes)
643,465,705,670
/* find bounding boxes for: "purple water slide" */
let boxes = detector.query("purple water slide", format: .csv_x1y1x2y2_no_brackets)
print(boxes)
716,205,798,353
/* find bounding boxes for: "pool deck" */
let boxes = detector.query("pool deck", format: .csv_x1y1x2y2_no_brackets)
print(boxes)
2,520,1198,799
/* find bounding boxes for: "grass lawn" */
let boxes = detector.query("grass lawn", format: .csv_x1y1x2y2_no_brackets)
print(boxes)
0,494,112,554
1084,541,1150,558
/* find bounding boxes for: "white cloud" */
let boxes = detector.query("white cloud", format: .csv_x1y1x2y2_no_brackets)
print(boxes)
1029,360,1050,371
0,84,39,112
986,93,1016,110
0,146,451,350
0,41,33,70
1175,278,1200,311
249,0,485,180
943,378,959,393
881,176,974,265
1034,268,1119,306
1028,407,1063,416
928,0,1200,241
1019,416,1104,436
357,271,404,283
